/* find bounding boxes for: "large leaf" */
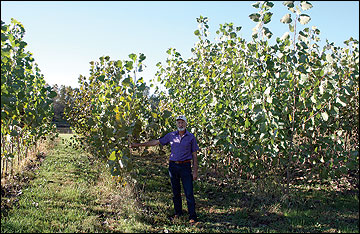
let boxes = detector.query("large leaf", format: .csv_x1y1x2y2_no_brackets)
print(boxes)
139,53,146,62
263,1,274,10
108,150,116,161
283,1,295,8
263,27,273,39
115,60,122,68
280,14,292,24
321,112,329,121
263,12,273,24
301,1,313,11
249,13,261,22
281,32,290,40
298,14,311,25
128,53,137,62
252,1,261,8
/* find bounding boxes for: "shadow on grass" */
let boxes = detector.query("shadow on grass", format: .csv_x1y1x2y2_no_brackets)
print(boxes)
129,149,359,233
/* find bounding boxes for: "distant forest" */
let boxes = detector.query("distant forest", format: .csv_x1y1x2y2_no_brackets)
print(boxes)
52,84,72,128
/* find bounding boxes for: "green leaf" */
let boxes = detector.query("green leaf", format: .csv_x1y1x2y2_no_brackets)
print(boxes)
99,95,105,102
245,118,250,128
343,86,352,96
326,54,333,63
311,94,316,103
98,75,105,82
109,151,116,161
115,60,123,68
252,2,261,8
283,1,295,8
263,12,273,24
336,96,347,107
125,61,133,70
122,77,131,87
321,112,329,121
264,86,271,95
252,30,259,39
263,27,273,39
194,30,200,36
18,91,26,100
19,41,27,49
264,1,274,10
298,14,311,25
281,32,290,40
48,91,57,99
249,13,261,22
301,1,313,11
129,53,137,61
299,41,308,50
289,24,294,32
280,14,292,24
139,53,146,62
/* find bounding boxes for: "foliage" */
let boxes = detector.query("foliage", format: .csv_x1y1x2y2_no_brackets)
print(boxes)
64,54,173,181
154,1,359,194
51,84,74,128
62,1,358,194
1,18,57,176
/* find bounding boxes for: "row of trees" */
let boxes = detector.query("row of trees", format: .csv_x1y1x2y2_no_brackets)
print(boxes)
3,2,357,196
1,19,58,177
155,1,359,194
63,54,172,180
64,1,358,195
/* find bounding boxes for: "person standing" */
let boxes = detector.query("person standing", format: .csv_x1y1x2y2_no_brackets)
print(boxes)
130,115,199,224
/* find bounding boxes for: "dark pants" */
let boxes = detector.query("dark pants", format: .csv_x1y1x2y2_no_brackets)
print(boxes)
168,161,197,221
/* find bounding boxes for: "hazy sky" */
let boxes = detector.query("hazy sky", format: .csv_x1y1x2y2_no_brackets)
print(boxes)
2,1,359,91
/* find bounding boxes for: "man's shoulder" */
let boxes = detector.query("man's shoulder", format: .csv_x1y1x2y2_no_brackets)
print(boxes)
163,130,196,138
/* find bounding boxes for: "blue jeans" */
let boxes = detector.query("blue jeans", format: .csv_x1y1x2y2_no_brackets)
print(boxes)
168,161,197,221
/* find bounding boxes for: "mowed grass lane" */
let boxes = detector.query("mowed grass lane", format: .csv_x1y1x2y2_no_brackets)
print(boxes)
1,134,149,233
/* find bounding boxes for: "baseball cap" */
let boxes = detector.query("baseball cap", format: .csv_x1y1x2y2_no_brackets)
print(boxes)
176,115,187,124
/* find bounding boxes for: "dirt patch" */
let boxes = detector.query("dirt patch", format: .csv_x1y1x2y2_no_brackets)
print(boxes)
1,152,46,218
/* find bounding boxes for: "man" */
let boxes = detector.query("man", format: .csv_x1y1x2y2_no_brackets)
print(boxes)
130,115,199,224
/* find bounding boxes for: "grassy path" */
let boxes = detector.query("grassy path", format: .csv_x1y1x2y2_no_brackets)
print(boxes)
1,134,104,232
1,134,359,233
1,134,148,232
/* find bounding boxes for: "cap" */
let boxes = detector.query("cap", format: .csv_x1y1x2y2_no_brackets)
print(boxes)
176,115,187,124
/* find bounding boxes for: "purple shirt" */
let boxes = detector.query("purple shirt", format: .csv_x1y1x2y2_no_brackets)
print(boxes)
158,129,199,161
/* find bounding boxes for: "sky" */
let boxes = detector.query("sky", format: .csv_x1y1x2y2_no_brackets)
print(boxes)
1,1,359,92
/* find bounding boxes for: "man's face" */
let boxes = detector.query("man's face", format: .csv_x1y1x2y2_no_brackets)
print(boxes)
176,120,186,131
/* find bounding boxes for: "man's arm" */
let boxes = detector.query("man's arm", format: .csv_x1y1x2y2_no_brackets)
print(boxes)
192,151,198,180
130,139,160,148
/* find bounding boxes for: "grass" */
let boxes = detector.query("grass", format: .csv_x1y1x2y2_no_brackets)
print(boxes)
130,148,358,233
1,134,358,233
1,134,149,233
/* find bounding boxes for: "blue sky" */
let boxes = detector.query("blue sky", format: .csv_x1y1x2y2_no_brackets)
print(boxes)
2,1,359,91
